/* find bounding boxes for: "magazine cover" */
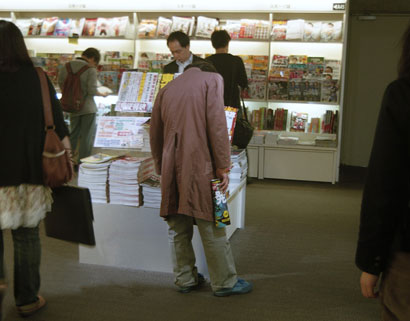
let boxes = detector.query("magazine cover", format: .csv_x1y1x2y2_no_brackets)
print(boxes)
289,66,305,79
290,111,308,132
254,20,270,40
288,79,303,101
69,18,85,37
82,18,97,36
271,20,287,41
302,80,321,101
269,67,290,80
239,19,257,39
323,59,341,80
16,19,32,36
28,18,43,36
244,79,266,100
268,80,288,100
321,79,339,102
272,54,288,66
138,19,157,39
40,17,58,36
306,57,324,79
211,179,230,228
303,21,322,42
54,18,71,37
108,16,129,37
288,55,308,65
156,16,172,38
95,18,111,37
195,16,219,38
285,19,304,40
222,20,241,39
321,21,343,42
170,16,195,36
98,71,120,94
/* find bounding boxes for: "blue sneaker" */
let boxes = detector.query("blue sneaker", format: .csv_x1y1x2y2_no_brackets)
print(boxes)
213,278,253,297
178,273,205,294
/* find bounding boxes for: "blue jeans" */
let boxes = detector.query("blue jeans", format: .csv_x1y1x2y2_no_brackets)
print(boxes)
0,227,41,306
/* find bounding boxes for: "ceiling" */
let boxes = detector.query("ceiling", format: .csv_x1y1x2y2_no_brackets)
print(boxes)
350,0,410,14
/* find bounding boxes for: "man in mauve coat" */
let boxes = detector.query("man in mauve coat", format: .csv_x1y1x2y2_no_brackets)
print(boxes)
150,61,252,297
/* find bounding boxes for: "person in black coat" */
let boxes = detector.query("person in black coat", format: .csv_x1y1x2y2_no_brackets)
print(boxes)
0,20,72,318
206,30,248,109
163,31,205,74
355,21,410,320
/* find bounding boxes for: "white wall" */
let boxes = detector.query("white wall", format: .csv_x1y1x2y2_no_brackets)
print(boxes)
341,15,409,167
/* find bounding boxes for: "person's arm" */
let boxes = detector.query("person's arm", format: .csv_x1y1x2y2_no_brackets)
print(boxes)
205,74,231,192
149,89,164,175
355,80,410,295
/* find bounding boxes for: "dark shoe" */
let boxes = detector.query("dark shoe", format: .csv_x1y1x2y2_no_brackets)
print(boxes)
214,278,253,297
178,273,205,293
17,295,46,317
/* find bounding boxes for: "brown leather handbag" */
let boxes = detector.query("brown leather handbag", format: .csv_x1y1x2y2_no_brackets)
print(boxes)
36,67,73,187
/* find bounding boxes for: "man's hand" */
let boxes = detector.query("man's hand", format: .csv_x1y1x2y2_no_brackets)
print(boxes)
360,271,380,298
215,168,229,193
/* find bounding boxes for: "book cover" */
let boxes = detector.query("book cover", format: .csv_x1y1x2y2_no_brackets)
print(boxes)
321,21,343,42
222,20,241,39
323,59,341,80
108,16,129,37
288,79,303,101
306,57,324,79
272,54,288,67
290,111,308,132
254,20,270,40
321,79,339,102
28,18,43,36
98,71,120,94
239,19,257,39
40,17,58,36
16,19,32,36
170,16,195,35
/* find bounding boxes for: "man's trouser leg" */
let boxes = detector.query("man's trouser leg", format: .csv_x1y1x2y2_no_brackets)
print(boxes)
195,218,237,291
166,215,199,288
69,115,81,163
76,113,96,160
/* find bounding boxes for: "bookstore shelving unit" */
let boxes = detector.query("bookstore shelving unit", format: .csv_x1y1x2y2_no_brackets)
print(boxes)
0,0,348,272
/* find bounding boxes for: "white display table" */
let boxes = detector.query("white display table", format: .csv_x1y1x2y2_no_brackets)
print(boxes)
79,180,246,276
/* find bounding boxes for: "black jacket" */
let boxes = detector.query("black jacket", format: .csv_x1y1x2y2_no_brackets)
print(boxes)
0,65,69,187
206,53,248,108
355,77,410,275
163,54,205,74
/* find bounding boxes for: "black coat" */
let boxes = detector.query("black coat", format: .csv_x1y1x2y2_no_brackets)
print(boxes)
206,53,248,108
0,65,69,187
355,77,410,275
163,55,205,74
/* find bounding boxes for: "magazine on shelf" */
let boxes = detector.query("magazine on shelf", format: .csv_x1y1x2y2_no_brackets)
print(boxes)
288,79,303,101
195,16,219,38
285,19,304,40
108,16,129,37
222,20,241,39
321,79,339,102
69,18,85,37
224,106,238,143
303,21,322,41
323,59,341,80
320,21,343,42
170,16,195,36
16,19,31,36
54,18,71,37
156,16,172,38
271,20,287,41
302,80,321,101
82,18,97,36
268,80,288,100
29,18,43,36
254,20,270,40
272,55,288,67
95,17,111,37
138,19,157,39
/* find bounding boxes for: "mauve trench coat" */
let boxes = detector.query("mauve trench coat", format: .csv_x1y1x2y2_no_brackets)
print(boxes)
149,67,231,222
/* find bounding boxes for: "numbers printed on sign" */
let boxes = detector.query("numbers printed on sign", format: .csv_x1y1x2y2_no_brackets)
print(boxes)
333,3,346,10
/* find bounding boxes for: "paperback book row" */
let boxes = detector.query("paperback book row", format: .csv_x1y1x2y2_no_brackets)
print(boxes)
77,154,161,207
137,16,343,42
15,16,130,38
269,55,341,102
249,108,338,134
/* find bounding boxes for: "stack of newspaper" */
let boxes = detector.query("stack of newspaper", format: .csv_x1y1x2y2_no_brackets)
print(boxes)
229,149,248,189
109,157,145,206
78,160,111,203
141,177,161,208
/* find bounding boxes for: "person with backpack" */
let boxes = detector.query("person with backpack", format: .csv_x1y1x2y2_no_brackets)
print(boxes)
58,47,107,167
